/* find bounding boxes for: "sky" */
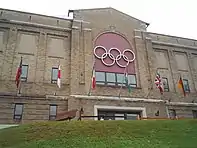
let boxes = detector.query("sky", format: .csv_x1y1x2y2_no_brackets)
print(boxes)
1,0,197,39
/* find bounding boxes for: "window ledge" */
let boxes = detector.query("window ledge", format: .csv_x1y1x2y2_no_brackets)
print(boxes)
96,84,141,89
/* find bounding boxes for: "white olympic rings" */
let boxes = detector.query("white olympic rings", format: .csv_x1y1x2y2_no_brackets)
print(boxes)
94,45,135,68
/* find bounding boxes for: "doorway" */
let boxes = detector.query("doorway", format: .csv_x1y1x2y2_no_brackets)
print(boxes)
98,110,141,120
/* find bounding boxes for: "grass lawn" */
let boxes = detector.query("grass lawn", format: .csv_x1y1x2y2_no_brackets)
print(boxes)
0,120,197,148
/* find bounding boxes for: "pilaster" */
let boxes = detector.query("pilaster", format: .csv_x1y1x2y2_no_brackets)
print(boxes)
84,28,93,94
2,27,17,81
70,20,81,94
35,32,47,83
134,30,149,94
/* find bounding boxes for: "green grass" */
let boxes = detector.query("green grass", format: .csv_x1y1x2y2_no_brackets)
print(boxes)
0,120,197,148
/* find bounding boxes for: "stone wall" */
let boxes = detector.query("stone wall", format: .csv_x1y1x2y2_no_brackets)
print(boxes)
0,95,68,124
0,9,72,96
0,7,197,123
72,8,197,104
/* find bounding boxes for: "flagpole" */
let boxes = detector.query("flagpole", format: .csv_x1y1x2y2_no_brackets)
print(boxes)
55,60,60,96
88,60,95,96
118,64,128,98
17,80,21,95
18,80,21,95
17,57,22,95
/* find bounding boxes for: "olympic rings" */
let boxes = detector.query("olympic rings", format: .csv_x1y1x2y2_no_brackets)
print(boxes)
94,45,135,68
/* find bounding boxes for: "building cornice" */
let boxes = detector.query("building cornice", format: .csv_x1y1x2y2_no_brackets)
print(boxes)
0,19,72,31
167,102,197,107
71,95,197,106
70,95,165,103
152,41,197,50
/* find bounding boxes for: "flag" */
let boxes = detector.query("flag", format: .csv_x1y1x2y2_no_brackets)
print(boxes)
88,60,96,96
92,68,96,89
124,72,131,93
15,57,22,88
154,72,163,94
178,76,186,96
57,65,61,88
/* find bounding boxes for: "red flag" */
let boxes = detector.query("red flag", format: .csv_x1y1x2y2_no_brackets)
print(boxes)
92,68,96,89
57,65,61,88
15,57,22,88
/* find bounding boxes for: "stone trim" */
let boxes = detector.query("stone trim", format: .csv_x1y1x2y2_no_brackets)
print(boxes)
145,37,152,40
134,36,142,39
71,95,197,107
70,95,165,103
152,41,197,50
72,26,79,29
46,95,68,100
83,28,92,31
18,52,34,56
167,102,197,107
134,29,142,32
0,20,71,31
93,105,147,120
73,19,90,24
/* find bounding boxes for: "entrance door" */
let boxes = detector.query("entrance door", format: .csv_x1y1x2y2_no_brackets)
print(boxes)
115,113,125,120
98,110,141,120
126,114,138,120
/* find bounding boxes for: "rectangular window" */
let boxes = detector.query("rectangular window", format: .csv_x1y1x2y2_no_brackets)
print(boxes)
96,71,137,87
95,71,105,85
162,77,169,92
192,110,197,119
128,75,137,87
116,73,125,86
126,114,138,120
169,109,176,119
106,73,116,85
115,113,125,120
183,79,190,92
13,103,24,120
21,65,28,82
49,105,57,120
51,67,58,83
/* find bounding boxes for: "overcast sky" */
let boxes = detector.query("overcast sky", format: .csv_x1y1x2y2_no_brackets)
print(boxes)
1,0,197,39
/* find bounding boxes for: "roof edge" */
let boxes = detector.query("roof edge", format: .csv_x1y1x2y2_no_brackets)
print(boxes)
0,7,72,21
145,31,197,41
70,7,149,27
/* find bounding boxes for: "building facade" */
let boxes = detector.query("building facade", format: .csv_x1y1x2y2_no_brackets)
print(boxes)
0,7,197,124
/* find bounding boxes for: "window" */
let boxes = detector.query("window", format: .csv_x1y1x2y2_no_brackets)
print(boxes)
51,67,58,83
128,75,137,87
192,110,197,119
21,65,28,81
169,109,176,119
95,71,105,85
49,105,57,120
98,110,140,120
183,79,190,92
95,71,137,87
115,113,125,120
126,114,139,120
106,73,116,85
116,73,125,86
162,77,169,92
13,103,24,120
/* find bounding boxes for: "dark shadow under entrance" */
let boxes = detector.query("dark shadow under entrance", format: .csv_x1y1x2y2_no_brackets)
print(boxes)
98,110,141,120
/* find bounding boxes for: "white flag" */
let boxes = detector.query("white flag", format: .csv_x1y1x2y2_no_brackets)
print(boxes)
57,65,61,88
